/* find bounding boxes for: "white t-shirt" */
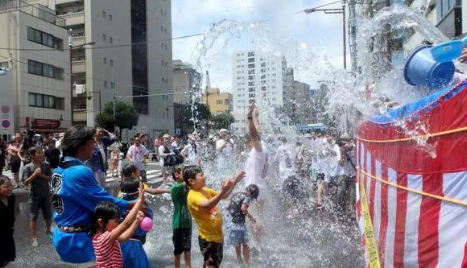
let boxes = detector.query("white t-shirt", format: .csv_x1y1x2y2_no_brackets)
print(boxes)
274,144,297,181
127,144,149,171
181,143,199,166
244,141,269,189
216,139,234,170
158,145,173,167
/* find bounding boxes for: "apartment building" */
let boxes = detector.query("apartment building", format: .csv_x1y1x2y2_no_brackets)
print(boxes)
202,87,233,115
0,1,71,138
231,50,287,134
52,0,174,136
173,59,201,104
405,0,465,55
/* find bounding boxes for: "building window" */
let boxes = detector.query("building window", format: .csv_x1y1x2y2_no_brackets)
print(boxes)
248,64,255,69
109,14,112,21
104,80,108,87
248,69,255,74
103,34,107,41
27,27,61,49
110,82,115,89
162,77,165,83
28,60,63,79
161,60,164,66
103,57,107,64
28,93,62,109
248,58,255,63
102,11,106,18
248,52,255,57
110,59,114,66
216,100,223,104
109,37,113,44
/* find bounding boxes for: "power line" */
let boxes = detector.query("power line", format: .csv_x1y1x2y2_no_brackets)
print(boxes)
0,0,343,52
0,55,177,97
0,33,204,52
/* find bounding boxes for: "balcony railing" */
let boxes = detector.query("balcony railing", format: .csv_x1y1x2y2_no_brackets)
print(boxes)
72,60,85,73
57,11,84,26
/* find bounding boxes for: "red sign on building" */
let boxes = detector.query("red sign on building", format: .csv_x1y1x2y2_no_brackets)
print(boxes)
32,119,61,129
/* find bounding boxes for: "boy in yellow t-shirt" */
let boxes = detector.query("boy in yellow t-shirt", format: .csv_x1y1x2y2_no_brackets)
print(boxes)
183,165,245,268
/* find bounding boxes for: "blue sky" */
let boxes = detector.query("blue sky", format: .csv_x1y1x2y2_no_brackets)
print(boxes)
172,0,347,91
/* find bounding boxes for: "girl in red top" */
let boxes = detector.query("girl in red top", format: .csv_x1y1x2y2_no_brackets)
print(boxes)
91,187,144,268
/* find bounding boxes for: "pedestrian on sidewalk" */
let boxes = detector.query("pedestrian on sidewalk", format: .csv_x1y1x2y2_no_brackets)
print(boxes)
7,133,22,188
23,146,53,247
0,137,6,177
127,136,149,183
89,127,117,186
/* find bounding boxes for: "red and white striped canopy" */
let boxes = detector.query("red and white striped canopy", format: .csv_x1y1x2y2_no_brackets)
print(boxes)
356,79,467,268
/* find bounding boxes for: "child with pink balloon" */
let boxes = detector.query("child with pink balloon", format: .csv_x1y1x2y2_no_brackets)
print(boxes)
119,176,153,268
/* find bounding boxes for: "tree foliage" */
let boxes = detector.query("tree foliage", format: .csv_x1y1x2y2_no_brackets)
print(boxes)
178,102,211,134
211,113,235,130
95,102,139,136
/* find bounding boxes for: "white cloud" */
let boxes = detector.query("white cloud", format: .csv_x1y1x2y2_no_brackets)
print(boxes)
172,0,347,92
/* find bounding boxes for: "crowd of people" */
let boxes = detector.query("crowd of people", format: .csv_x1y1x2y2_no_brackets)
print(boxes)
0,103,356,268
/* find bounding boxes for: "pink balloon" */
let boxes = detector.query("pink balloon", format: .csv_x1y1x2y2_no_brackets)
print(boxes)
140,217,153,232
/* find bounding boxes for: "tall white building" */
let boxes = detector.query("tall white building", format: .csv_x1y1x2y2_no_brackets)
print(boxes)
231,50,287,134
52,0,174,137
0,1,71,138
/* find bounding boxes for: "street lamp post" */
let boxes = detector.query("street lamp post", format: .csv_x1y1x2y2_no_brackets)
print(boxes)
305,2,347,69
68,28,95,126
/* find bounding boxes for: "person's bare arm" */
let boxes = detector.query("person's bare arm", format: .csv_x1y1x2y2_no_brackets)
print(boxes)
198,180,232,210
248,103,262,152
118,211,144,242
24,168,41,186
459,47,467,63
109,187,144,241
221,171,246,199
145,187,170,195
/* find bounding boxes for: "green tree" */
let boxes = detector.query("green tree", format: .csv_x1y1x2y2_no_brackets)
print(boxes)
178,102,211,134
211,113,234,131
95,102,139,137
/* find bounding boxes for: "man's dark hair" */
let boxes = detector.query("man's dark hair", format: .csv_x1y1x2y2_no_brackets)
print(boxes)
61,125,94,157
121,163,138,178
183,165,203,186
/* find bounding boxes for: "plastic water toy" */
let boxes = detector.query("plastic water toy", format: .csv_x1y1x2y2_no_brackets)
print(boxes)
431,36,467,63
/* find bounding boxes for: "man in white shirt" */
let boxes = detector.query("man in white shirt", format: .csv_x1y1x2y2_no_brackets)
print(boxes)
126,136,149,182
216,129,235,174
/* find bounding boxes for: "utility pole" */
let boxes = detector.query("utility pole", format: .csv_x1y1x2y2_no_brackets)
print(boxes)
112,79,116,133
205,70,211,135
68,29,73,125
348,0,357,74
305,1,347,69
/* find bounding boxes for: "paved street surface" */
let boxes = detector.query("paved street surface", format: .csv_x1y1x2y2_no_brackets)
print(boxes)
6,161,364,268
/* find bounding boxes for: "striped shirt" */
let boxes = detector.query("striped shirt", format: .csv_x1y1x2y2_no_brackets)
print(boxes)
92,231,123,268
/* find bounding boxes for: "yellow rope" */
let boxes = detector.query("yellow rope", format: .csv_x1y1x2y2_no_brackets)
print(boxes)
358,168,467,207
357,126,467,144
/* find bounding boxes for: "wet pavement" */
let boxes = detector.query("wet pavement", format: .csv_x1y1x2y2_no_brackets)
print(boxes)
7,165,364,268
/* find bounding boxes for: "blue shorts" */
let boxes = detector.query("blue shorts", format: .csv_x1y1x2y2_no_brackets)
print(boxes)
228,225,248,246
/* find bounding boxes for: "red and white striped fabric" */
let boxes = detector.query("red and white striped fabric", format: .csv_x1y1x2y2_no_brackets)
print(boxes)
356,80,467,268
